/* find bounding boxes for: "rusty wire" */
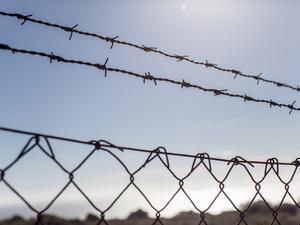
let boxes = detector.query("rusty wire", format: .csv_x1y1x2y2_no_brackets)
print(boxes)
0,43,299,113
0,11,299,93
0,126,300,225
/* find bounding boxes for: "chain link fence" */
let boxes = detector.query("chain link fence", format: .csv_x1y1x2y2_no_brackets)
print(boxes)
0,127,299,225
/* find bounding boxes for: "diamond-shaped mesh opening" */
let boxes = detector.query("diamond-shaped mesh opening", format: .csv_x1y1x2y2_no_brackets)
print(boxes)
221,165,257,211
258,169,287,206
3,143,69,211
181,164,221,211
132,154,179,211
72,149,131,211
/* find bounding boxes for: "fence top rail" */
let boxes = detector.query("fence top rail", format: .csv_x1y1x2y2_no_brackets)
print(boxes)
0,126,299,166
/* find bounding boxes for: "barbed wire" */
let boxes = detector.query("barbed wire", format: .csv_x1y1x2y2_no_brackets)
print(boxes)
0,43,299,113
0,126,300,225
0,11,299,93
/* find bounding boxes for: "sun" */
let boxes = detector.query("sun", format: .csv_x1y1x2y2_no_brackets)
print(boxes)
181,3,187,11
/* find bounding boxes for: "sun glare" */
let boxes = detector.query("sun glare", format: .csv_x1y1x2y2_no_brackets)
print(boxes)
181,3,187,11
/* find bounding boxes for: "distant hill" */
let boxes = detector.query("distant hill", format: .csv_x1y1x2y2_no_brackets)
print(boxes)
1,201,300,225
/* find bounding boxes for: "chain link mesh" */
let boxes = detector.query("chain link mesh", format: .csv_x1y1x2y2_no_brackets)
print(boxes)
0,127,299,225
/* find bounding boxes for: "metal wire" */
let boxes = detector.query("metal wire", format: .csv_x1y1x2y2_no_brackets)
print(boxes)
0,126,299,225
1,9,300,225
0,11,299,93
0,43,299,113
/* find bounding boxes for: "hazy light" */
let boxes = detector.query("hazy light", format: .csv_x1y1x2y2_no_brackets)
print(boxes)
181,3,187,11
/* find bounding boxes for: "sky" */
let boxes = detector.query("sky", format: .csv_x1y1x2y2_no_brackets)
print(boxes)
0,0,300,220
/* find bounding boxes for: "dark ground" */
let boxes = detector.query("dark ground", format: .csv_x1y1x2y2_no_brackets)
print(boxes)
1,202,300,225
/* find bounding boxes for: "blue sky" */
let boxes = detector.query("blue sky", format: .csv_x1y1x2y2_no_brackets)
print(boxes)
0,0,300,220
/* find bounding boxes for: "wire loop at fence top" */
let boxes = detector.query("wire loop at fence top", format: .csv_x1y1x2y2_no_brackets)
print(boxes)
1,125,300,225
0,11,300,93
0,43,299,113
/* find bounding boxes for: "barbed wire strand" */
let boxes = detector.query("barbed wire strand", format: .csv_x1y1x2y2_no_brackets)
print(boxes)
0,11,299,93
0,126,300,225
0,43,299,113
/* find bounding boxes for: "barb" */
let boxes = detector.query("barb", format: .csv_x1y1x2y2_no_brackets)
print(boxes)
0,11,299,92
0,43,299,113
19,14,32,25
0,126,300,225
